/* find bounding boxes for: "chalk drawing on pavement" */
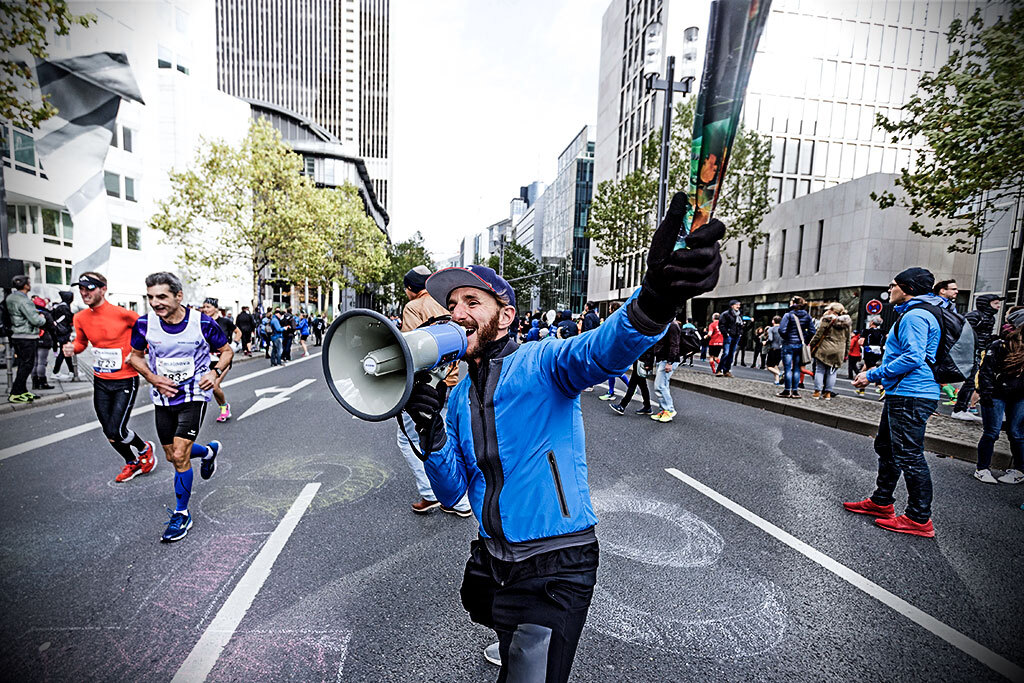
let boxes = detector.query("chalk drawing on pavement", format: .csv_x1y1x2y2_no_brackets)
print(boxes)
589,490,788,660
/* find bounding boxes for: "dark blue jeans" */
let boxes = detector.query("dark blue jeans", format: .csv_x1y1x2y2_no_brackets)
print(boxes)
870,395,938,523
780,345,803,391
718,334,738,374
978,396,1024,471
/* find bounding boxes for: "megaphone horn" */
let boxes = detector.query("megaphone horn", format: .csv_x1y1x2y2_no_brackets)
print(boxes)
322,309,467,421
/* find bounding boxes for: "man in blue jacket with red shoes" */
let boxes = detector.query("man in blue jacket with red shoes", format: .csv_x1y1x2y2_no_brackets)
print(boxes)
403,193,724,682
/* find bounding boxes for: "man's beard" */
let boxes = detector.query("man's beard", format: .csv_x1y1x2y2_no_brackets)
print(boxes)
464,311,502,360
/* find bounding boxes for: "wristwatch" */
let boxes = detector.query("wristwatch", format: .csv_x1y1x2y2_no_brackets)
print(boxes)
214,366,224,377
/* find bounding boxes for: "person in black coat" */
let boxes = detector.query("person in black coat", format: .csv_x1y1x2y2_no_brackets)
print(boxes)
974,306,1024,483
50,290,75,377
582,302,600,332
717,300,744,377
953,293,1003,419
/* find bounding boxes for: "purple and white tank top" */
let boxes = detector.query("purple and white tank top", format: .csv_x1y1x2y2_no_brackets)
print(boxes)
146,309,212,405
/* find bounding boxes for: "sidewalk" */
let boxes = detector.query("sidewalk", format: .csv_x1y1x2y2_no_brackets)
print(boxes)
669,365,1009,469
1,348,273,416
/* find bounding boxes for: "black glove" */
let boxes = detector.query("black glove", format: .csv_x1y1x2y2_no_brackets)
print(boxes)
637,192,726,324
405,372,448,458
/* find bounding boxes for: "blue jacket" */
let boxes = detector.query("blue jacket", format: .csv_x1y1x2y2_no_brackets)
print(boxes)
524,320,540,341
778,309,815,346
424,291,667,562
866,293,944,399
269,316,284,341
296,317,310,336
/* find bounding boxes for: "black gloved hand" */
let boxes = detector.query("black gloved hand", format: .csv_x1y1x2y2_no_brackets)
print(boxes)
637,192,726,324
405,372,448,458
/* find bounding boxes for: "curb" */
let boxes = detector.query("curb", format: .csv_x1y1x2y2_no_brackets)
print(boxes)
670,375,1009,469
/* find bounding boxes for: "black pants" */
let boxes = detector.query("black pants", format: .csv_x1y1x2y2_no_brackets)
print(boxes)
11,338,36,395
953,358,980,412
618,362,651,409
240,329,253,352
282,334,294,361
53,351,74,374
461,540,598,683
94,377,145,463
848,356,860,379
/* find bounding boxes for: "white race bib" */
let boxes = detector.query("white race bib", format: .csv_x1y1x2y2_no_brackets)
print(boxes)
156,357,196,385
92,347,123,374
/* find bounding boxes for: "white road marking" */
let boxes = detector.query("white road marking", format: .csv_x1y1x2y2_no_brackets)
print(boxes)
171,482,321,683
237,378,316,420
0,353,321,461
665,468,1024,682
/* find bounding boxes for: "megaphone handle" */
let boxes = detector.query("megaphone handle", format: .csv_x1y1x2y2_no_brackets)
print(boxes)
397,413,432,462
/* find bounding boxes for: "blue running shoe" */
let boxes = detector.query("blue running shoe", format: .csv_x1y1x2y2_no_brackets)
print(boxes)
201,441,221,480
162,508,193,543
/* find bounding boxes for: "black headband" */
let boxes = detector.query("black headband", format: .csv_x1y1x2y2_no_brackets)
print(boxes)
77,275,106,290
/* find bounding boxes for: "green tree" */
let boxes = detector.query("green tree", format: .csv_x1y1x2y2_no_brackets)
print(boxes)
586,97,772,268
1,1,95,128
871,4,1024,252
375,232,434,311
487,240,552,311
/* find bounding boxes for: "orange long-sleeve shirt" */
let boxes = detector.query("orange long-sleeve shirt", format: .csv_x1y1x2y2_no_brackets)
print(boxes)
72,300,140,380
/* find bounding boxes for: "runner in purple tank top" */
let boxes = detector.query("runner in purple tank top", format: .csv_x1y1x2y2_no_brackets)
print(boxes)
128,272,233,542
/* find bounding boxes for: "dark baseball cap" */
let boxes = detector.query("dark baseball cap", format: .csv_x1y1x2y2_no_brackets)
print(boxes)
426,265,516,309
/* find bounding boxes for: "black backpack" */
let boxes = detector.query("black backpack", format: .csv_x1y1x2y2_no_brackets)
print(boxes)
0,297,12,338
893,301,975,384
679,327,702,356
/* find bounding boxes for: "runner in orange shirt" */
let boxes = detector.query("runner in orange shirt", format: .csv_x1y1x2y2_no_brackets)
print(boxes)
61,272,157,482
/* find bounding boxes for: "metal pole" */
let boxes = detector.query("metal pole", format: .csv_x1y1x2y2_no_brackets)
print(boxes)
656,55,675,227
498,233,506,277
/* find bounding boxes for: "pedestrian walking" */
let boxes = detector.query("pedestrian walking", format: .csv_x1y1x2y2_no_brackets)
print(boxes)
296,312,311,356
848,329,863,380
716,300,743,377
706,313,723,373
31,296,58,391
313,313,326,346
235,306,256,356
610,346,655,416
403,195,724,680
61,272,157,482
848,267,946,538
860,315,886,396
651,318,681,422
765,316,783,384
396,266,471,517
809,302,851,400
5,275,45,403
973,306,1024,485
777,296,815,398
128,272,232,543
268,310,285,366
281,308,296,362
201,298,234,422
952,293,1002,422
582,301,600,332
50,290,76,379
753,326,765,369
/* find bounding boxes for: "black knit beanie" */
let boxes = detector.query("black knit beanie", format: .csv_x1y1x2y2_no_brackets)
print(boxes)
403,265,431,293
893,267,934,296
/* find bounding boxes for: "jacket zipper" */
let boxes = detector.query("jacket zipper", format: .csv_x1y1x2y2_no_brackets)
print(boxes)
476,363,506,544
547,451,570,518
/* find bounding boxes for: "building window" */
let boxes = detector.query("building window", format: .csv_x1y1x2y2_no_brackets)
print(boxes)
0,125,8,159
735,241,743,283
176,55,189,75
815,220,824,273
748,243,755,282
127,226,141,250
125,177,136,202
763,234,770,279
122,127,133,153
779,229,787,277
45,263,63,284
111,223,123,247
105,171,120,198
303,156,315,176
42,208,59,243
62,211,73,242
14,130,35,170
796,225,804,275
157,45,172,69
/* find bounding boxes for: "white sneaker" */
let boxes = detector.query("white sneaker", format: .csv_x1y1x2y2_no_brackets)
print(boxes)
974,469,998,484
951,410,982,422
483,642,501,667
997,469,1024,485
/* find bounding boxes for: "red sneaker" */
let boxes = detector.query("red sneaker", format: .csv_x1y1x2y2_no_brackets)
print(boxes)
139,441,157,475
115,461,143,483
875,515,935,538
842,498,895,518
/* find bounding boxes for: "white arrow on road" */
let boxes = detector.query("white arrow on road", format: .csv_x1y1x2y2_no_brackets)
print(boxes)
237,378,316,420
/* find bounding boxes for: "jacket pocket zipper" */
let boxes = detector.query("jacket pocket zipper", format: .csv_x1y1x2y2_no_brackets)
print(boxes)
547,451,570,518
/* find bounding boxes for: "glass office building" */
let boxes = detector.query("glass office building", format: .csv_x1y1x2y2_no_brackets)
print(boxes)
543,127,595,312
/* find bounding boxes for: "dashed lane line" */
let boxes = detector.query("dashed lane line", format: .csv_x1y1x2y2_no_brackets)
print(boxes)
665,467,1024,682
0,353,321,461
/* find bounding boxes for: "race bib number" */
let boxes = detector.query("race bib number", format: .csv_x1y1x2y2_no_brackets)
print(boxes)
156,357,196,385
92,347,123,374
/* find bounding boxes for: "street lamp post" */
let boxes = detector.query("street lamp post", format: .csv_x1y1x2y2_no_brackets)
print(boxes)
644,23,700,226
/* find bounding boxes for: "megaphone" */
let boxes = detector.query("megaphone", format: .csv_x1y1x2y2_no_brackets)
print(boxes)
322,309,467,421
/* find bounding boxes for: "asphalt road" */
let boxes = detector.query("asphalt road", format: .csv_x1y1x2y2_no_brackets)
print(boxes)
1,349,1021,682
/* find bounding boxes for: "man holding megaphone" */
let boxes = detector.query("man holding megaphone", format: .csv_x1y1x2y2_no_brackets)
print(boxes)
403,192,724,682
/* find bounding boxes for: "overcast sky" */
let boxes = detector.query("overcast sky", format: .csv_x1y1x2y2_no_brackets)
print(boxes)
389,0,603,259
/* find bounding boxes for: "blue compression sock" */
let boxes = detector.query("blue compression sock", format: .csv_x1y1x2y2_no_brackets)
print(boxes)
190,442,211,459
607,379,615,394
174,468,194,513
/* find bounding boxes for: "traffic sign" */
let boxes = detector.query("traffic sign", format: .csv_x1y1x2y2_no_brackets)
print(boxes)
866,299,883,315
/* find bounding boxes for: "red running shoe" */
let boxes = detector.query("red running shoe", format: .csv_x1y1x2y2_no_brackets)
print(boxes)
115,461,143,483
875,515,935,538
139,441,157,475
842,498,895,518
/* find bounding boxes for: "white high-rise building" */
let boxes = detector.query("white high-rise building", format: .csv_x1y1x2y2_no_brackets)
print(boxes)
589,0,1002,307
215,0,393,210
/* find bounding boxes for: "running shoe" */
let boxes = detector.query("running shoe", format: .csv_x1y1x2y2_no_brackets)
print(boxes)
656,410,676,423
200,441,221,480
483,642,501,667
973,469,998,484
8,393,32,403
598,393,616,401
139,441,157,475
216,403,232,422
440,505,473,518
998,469,1024,485
162,509,193,543
842,498,895,518
635,406,654,415
610,403,625,415
115,460,144,483
874,515,934,538
650,410,666,421
24,391,40,400
951,410,982,422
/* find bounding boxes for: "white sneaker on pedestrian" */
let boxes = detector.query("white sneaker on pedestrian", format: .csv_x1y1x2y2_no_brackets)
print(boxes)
973,469,998,484
997,469,1024,485
951,410,982,422
483,642,501,667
